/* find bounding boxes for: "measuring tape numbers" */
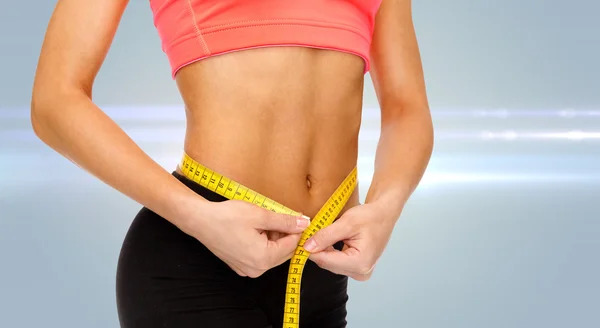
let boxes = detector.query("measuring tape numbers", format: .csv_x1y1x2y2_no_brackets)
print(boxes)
179,152,357,328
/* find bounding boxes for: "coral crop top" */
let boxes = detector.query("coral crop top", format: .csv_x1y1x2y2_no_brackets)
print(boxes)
149,0,382,79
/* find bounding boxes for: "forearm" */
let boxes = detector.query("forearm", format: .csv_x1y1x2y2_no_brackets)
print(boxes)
364,106,434,219
30,91,207,229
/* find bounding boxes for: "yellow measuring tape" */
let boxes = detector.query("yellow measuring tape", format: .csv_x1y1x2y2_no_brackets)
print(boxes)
179,152,357,328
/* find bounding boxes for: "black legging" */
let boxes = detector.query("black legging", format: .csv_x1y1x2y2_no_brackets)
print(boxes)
116,171,348,328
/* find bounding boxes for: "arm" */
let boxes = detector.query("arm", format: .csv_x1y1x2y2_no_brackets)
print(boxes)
31,0,204,230
304,0,434,279
365,0,434,217
31,0,309,278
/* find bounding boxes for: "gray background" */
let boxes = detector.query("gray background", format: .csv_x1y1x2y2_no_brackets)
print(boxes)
1,1,599,327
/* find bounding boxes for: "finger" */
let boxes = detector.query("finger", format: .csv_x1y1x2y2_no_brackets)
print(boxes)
308,246,362,276
266,232,303,266
302,219,354,253
257,212,311,234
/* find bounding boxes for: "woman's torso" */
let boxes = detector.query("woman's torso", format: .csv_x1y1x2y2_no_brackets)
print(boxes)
174,47,364,217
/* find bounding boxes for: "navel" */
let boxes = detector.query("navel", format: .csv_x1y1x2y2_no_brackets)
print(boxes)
306,174,312,190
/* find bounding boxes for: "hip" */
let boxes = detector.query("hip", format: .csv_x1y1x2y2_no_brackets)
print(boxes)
116,171,349,327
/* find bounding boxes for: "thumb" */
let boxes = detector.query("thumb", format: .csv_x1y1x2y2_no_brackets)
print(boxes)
257,212,311,234
303,219,352,253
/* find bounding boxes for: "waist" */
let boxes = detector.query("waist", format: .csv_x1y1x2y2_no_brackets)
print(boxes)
174,47,364,217
177,118,361,218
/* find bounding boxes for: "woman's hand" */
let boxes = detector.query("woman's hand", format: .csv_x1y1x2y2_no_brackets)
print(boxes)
302,201,400,281
183,199,310,278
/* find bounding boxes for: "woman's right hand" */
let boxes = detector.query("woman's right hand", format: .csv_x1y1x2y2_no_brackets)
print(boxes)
181,199,310,278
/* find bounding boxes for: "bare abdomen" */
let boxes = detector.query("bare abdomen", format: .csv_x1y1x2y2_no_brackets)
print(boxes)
175,47,365,217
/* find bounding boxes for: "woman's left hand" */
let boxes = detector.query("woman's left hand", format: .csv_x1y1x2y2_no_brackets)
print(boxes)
302,200,400,281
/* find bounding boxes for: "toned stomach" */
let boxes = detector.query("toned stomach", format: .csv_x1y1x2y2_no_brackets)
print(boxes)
174,47,364,218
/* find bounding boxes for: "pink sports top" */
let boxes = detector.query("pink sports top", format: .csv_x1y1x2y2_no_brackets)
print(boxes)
149,0,382,79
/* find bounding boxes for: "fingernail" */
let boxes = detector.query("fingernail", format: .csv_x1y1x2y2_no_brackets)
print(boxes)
304,238,316,252
296,217,309,228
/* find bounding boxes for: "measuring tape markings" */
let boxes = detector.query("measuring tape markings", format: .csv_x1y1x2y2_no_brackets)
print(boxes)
179,153,357,328
281,169,357,328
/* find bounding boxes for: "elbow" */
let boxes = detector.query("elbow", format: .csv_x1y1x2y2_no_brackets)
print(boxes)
420,104,435,157
422,105,434,144
383,99,434,135
382,100,435,154
411,107,434,162
30,84,76,142
30,90,46,139
30,88,55,143
409,101,434,149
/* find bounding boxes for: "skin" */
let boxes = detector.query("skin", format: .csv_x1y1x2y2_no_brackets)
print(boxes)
31,0,433,281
